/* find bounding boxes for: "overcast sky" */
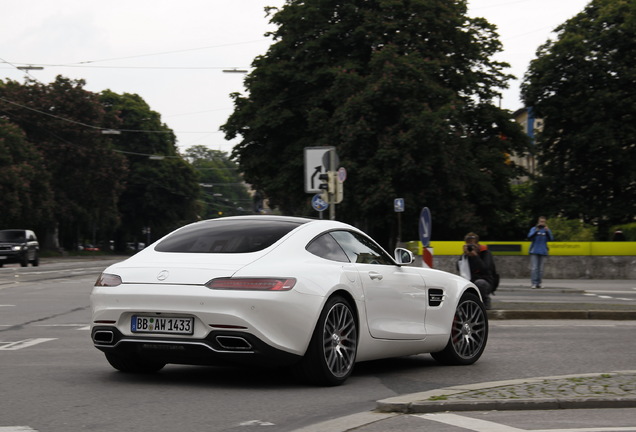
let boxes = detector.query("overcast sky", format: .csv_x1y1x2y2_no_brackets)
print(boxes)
1,0,590,155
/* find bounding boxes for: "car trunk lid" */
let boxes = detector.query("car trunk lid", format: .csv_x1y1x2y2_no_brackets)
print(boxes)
108,252,263,285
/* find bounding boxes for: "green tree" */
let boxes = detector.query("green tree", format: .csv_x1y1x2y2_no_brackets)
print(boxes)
223,0,528,244
99,91,201,250
521,0,636,237
0,118,54,229
0,76,127,250
546,217,596,242
184,145,253,218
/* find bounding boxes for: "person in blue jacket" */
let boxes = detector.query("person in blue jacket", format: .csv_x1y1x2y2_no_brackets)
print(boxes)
528,216,554,288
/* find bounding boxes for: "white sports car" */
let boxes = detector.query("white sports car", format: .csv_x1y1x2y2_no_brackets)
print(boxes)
90,216,488,386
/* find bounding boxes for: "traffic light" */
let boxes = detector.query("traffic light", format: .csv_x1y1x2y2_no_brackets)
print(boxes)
319,171,336,202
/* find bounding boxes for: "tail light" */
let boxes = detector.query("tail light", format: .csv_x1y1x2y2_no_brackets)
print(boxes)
206,278,296,291
95,273,123,287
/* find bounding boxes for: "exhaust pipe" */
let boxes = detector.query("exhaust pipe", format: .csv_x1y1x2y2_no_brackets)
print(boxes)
93,330,114,344
215,335,252,351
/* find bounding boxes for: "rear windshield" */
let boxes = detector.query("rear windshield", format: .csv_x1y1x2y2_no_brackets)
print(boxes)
155,219,306,253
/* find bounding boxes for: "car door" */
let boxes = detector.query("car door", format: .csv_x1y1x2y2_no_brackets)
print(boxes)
330,231,427,340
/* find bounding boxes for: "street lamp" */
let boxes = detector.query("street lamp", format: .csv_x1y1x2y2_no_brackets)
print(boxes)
17,65,44,71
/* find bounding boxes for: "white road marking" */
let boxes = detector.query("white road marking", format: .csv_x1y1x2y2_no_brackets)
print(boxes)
35,324,86,328
416,413,636,432
239,420,275,426
417,413,525,431
586,291,636,295
0,338,57,350
0,427,39,432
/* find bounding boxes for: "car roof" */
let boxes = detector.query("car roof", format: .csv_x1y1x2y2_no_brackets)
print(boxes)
197,215,314,224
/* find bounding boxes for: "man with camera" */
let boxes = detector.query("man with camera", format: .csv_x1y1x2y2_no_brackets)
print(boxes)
458,232,495,310
528,216,554,289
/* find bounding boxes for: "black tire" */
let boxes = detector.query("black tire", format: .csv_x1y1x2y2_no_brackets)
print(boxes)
105,352,165,373
294,295,358,386
431,292,488,365
31,252,39,267
20,254,28,267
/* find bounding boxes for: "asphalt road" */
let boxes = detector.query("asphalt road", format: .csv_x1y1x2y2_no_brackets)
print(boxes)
1,257,635,432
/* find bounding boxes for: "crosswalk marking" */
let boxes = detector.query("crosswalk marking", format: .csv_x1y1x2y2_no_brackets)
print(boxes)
0,338,57,350
415,413,636,432
417,413,525,431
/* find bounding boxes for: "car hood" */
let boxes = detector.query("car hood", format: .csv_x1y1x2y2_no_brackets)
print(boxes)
105,251,264,285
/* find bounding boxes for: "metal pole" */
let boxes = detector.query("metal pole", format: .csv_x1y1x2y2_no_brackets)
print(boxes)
329,150,336,220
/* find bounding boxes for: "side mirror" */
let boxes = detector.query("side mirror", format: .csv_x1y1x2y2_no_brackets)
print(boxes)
394,248,414,265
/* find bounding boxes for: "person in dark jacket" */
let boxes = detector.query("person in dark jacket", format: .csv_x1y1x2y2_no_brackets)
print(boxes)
528,216,554,289
458,232,494,310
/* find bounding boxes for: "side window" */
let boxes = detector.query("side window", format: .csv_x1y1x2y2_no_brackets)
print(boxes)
306,233,350,262
330,231,394,265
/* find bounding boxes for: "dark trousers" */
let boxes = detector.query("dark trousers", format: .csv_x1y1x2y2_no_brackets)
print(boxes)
473,279,492,309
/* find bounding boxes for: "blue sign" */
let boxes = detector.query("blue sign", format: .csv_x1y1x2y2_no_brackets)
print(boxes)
394,198,405,212
419,207,432,247
311,194,329,212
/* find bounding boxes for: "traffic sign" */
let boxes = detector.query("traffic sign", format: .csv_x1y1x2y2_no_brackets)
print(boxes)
394,198,405,212
419,207,432,247
337,167,347,183
304,147,338,193
311,194,328,212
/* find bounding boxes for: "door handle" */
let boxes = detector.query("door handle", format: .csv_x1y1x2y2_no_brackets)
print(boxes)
368,271,383,280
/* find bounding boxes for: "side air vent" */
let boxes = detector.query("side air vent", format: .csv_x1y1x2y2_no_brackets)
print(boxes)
428,289,445,307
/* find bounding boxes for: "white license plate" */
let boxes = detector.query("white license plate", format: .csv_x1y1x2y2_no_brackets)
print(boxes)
131,316,194,335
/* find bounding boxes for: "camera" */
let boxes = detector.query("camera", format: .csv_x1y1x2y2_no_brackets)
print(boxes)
466,244,475,252
537,224,545,229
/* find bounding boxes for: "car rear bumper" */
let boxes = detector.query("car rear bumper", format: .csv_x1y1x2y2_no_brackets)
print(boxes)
91,326,302,367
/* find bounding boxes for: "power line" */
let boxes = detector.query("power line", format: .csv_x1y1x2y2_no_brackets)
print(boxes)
67,39,267,65
0,95,219,134
4,63,249,71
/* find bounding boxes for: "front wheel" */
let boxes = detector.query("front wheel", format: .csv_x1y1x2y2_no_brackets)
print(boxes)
431,292,488,365
105,352,165,373
294,295,358,386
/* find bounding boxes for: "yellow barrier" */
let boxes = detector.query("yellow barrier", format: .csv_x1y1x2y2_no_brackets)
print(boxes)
405,241,636,256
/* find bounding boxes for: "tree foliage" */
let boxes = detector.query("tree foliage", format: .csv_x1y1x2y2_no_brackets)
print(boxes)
99,91,201,250
184,145,253,218
223,0,528,244
0,77,201,250
0,118,54,228
521,0,636,235
0,76,127,248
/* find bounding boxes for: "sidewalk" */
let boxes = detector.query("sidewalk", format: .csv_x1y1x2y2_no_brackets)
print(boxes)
294,371,636,432
489,278,636,320
376,371,636,414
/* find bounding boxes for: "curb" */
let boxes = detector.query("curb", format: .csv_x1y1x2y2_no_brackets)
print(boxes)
400,396,636,413
488,310,636,320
